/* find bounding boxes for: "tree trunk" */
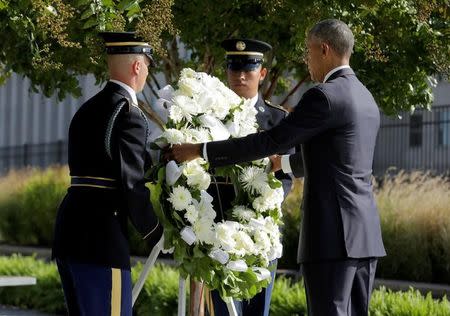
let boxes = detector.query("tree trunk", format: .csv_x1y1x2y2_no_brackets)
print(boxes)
280,74,310,108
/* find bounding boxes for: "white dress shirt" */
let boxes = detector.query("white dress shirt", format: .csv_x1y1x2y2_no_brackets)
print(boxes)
110,79,138,105
280,65,351,174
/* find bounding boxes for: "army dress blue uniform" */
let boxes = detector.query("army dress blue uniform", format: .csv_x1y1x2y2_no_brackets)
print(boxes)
205,38,294,316
52,32,163,316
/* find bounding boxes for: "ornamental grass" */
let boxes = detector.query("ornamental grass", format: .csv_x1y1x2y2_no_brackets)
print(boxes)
0,167,449,283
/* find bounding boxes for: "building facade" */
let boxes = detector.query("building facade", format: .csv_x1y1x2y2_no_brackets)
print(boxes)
0,73,449,176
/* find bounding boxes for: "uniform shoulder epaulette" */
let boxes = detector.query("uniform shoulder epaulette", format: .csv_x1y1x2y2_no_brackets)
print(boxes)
265,99,288,113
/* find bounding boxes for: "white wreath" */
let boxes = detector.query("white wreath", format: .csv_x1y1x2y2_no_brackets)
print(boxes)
151,68,283,300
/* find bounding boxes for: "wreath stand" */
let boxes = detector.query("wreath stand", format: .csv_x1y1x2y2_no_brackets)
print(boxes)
132,239,237,316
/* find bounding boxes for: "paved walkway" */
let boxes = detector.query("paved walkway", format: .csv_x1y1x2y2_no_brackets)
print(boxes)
0,306,56,316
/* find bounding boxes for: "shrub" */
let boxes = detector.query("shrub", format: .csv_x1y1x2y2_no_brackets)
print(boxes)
0,167,68,245
375,171,450,283
0,255,449,316
278,178,303,269
1,167,450,284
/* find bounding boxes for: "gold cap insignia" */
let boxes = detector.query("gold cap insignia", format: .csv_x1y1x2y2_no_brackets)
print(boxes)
236,41,246,51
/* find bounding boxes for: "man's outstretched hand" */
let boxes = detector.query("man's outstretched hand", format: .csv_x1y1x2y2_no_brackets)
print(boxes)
269,154,282,173
163,143,202,163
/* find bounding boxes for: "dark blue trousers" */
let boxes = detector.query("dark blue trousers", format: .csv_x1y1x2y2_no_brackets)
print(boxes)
302,258,377,316
56,259,132,316
205,261,277,316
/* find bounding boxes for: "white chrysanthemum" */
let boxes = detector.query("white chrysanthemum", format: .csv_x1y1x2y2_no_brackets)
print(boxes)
184,204,198,224
193,217,215,245
232,206,256,222
168,105,184,124
252,196,271,212
239,166,268,194
163,128,185,144
168,185,192,211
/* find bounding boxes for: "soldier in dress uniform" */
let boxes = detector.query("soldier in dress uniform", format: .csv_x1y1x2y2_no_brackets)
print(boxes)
52,31,163,316
204,38,295,316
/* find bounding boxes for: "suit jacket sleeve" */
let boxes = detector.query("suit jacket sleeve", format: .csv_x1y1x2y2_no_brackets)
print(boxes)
207,87,333,167
116,106,160,238
289,150,305,178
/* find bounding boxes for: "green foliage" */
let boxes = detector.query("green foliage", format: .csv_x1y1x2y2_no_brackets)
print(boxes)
371,286,450,316
1,167,450,284
132,262,181,315
0,167,68,245
375,171,450,283
278,179,303,269
1,0,449,114
0,255,65,314
270,277,307,316
0,255,449,315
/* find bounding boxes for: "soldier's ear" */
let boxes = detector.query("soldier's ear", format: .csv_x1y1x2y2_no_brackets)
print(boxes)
260,67,267,81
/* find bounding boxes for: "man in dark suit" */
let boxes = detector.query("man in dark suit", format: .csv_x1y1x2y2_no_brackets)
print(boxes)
167,19,386,316
204,38,293,316
52,32,163,316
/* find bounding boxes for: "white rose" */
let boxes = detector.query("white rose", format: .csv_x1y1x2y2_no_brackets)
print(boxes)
178,77,204,97
233,231,256,256
267,240,283,261
215,222,238,251
163,128,185,144
180,68,196,79
172,95,200,122
254,230,271,253
183,160,211,190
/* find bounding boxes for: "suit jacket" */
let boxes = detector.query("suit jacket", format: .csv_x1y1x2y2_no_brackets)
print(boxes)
52,82,161,269
206,68,386,263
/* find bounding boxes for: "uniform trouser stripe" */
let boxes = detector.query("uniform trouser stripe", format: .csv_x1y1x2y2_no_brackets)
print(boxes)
111,268,122,316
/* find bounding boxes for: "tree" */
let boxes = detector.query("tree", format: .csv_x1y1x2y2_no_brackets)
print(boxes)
0,0,448,115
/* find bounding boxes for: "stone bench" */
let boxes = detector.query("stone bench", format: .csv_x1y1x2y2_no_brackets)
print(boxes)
0,276,36,287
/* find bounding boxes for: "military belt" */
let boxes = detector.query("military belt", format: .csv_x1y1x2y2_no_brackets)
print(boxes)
70,176,118,189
